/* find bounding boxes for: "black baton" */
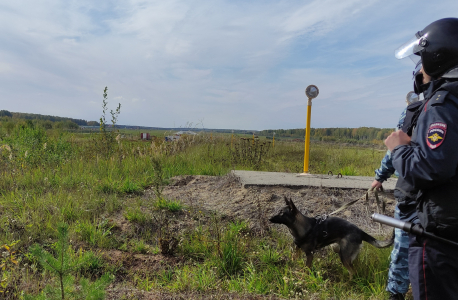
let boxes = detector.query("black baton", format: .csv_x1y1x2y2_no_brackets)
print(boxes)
371,213,458,247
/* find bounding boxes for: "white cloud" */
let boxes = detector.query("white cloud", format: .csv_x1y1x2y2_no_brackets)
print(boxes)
280,0,378,38
0,62,12,73
1,0,458,129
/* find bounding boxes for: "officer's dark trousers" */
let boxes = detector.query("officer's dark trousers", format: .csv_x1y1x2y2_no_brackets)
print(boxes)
409,234,458,299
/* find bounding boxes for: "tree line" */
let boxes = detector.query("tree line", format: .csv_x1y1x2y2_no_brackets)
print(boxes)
0,110,100,133
260,127,395,142
0,110,99,126
0,110,395,142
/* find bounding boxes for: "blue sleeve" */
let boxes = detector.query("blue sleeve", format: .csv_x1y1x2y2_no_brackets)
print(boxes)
392,93,458,189
374,150,395,182
396,108,406,130
374,108,406,182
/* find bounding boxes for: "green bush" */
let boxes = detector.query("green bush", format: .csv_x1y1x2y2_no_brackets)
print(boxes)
124,207,149,224
154,198,183,212
74,219,115,248
119,178,143,194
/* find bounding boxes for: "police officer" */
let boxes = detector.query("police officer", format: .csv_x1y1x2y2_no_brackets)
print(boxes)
386,18,458,300
371,90,420,300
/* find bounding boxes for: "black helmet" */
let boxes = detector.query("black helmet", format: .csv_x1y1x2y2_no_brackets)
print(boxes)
395,18,458,78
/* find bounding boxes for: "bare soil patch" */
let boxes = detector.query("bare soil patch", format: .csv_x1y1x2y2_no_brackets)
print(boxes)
158,174,395,236
105,174,395,299
105,289,288,300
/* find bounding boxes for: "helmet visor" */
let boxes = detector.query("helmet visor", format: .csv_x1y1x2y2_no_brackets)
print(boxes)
406,91,419,105
413,61,422,79
395,35,424,63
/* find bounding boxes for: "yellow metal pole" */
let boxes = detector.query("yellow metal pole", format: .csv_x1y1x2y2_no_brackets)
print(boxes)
273,133,275,148
252,133,254,145
303,98,312,173
231,131,234,148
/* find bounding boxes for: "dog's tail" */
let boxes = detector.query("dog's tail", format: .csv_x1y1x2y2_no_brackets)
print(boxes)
362,229,394,248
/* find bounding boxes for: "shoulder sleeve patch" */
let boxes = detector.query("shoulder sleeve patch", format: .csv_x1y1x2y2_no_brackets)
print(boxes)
426,122,447,149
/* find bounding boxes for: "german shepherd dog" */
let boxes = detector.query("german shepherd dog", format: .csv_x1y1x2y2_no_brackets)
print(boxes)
269,197,393,278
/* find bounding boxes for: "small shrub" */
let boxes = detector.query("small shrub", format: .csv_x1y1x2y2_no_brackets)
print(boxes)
214,221,247,277
131,239,149,254
154,198,183,212
218,241,243,276
26,223,113,300
227,220,249,236
61,205,80,223
97,181,116,194
259,245,281,265
179,226,212,259
124,207,149,224
98,86,121,158
151,157,167,199
77,250,106,278
119,178,143,194
157,268,175,287
75,219,115,248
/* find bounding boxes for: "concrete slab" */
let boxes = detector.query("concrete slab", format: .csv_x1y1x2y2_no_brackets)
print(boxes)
232,170,397,191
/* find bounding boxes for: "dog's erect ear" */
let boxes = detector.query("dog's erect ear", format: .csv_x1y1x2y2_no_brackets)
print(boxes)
283,196,290,206
289,198,298,213
284,196,298,213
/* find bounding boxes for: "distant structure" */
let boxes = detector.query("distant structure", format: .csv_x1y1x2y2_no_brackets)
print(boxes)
140,133,151,140
175,130,197,136
165,130,197,141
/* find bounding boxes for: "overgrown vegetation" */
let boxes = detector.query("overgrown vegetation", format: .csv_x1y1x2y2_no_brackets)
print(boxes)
0,88,398,299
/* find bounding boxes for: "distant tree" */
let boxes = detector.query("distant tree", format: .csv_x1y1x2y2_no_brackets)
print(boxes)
54,120,79,129
0,110,12,118
66,121,79,129
87,121,100,126
41,120,53,130
3,121,15,134
11,112,87,125
258,126,394,142
53,121,64,129
69,118,88,126
25,120,34,128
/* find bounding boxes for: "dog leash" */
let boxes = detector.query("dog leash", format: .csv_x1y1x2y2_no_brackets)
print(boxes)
328,198,360,216
315,197,361,224
313,188,389,239
367,187,387,215
318,187,387,219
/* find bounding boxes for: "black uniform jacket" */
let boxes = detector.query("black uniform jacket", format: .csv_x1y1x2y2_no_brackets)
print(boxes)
393,99,424,223
392,78,458,240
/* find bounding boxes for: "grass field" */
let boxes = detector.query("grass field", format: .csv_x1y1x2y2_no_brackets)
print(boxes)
0,125,398,299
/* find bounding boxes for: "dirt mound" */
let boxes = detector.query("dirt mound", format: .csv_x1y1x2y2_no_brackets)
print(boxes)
105,288,289,300
152,174,395,236
103,250,183,274
103,174,395,298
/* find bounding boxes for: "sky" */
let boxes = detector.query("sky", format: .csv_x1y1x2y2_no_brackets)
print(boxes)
1,1,457,130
